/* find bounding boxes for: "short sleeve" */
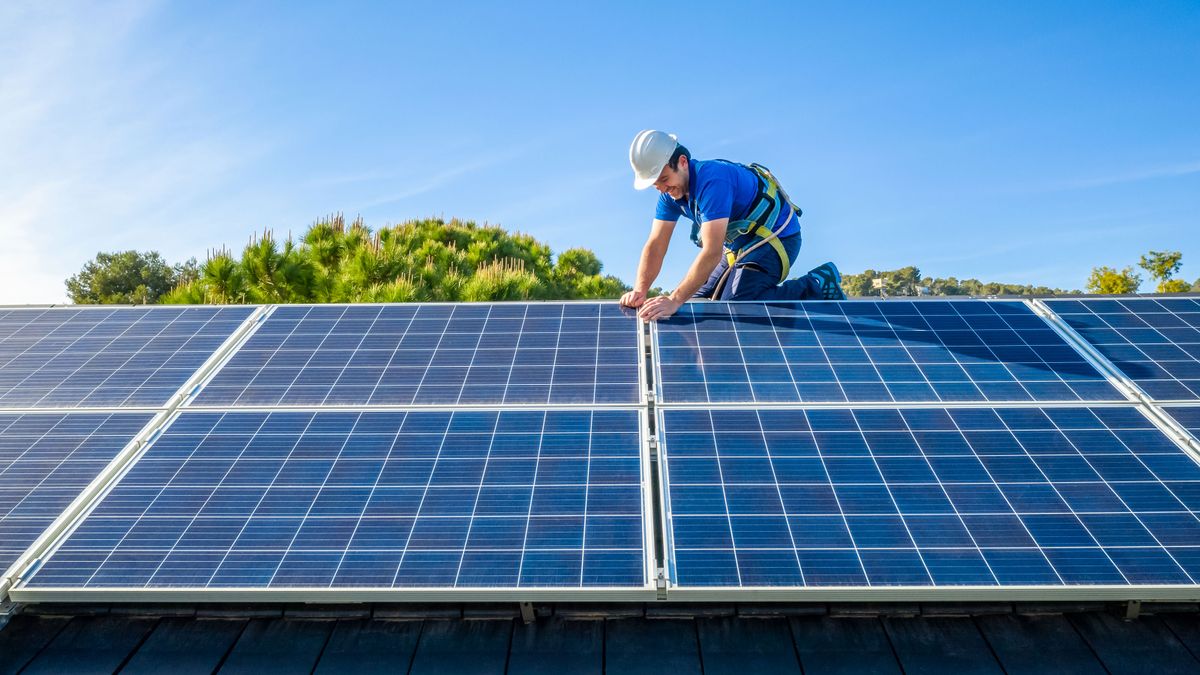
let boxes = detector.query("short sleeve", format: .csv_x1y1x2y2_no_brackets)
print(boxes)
654,193,682,222
694,177,733,223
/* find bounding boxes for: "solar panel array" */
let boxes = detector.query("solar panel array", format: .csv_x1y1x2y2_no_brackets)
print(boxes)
11,303,652,597
659,406,1200,589
5,298,1200,603
651,298,1200,596
193,304,642,407
0,307,253,408
653,301,1123,404
0,413,153,573
26,410,647,590
0,306,254,581
1047,298,1200,401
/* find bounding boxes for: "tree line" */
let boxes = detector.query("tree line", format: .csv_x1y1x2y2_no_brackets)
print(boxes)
842,267,1077,298
843,250,1196,298
66,215,629,304
65,217,1193,304
1085,251,1195,295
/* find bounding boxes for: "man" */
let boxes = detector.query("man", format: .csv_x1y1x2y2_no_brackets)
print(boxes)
619,130,845,320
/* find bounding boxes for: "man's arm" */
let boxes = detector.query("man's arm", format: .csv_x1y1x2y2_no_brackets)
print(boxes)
619,219,676,308
638,218,727,321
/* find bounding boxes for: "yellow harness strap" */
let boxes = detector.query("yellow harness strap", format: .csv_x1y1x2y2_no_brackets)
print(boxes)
711,208,795,298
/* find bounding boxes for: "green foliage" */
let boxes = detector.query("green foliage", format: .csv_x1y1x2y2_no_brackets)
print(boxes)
66,250,184,304
555,248,602,277
842,266,1076,297
1086,266,1142,294
1137,250,1190,293
461,259,541,301
1139,250,1183,282
75,220,1189,305
1081,251,1196,295
156,215,630,304
840,270,877,297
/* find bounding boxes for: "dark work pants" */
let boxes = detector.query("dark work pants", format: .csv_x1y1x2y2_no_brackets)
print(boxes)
693,233,821,301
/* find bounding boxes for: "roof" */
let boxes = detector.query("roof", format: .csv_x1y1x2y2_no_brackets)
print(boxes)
4,603,1200,674
5,299,1200,671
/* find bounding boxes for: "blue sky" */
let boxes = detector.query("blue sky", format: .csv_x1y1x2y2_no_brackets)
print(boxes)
2,1,1197,303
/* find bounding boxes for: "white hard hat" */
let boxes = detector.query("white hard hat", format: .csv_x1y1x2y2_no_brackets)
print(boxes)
629,129,678,190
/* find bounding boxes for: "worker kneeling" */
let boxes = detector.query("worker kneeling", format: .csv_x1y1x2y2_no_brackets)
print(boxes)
620,129,845,321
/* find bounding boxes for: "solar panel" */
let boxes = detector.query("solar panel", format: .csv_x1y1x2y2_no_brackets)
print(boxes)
1164,407,1200,440
0,412,153,575
192,303,642,407
23,409,651,594
0,307,253,408
659,405,1200,593
1046,298,1200,401
652,301,1123,404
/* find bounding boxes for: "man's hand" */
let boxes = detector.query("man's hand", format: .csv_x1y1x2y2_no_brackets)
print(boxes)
620,289,648,308
638,295,682,321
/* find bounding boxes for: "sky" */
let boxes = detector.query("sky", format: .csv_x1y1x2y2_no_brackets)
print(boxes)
1,0,1197,304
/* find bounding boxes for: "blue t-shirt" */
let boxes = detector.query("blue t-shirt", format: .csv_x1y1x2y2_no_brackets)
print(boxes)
654,158,801,249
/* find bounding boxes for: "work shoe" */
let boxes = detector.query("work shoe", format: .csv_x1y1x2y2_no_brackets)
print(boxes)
808,262,846,300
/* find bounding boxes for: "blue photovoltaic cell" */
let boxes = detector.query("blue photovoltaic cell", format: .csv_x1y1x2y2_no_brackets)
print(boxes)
0,307,253,408
653,301,1121,404
660,406,1200,589
1047,298,1200,401
26,409,647,590
0,413,152,573
193,303,641,407
1165,407,1200,440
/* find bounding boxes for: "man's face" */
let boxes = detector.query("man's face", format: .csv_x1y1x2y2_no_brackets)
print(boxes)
652,155,688,200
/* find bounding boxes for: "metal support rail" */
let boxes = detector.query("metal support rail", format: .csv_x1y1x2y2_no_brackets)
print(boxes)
1028,299,1200,459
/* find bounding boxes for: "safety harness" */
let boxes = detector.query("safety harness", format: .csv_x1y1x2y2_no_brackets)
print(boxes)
688,162,802,298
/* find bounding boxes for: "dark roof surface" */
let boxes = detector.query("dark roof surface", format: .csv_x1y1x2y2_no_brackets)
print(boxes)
4,604,1200,674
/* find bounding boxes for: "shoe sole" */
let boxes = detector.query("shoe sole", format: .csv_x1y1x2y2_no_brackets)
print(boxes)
810,263,846,300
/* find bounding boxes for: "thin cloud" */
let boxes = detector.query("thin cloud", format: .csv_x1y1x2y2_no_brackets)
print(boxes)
0,1,274,303
358,147,533,211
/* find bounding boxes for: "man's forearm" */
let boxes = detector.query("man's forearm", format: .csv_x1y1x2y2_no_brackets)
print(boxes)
634,241,666,292
670,248,723,302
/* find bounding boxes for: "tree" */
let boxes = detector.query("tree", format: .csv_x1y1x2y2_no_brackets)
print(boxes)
1139,250,1183,282
66,251,179,304
1086,266,1142,294
174,258,200,286
239,233,316,303
159,216,631,304
1138,250,1188,293
885,266,921,296
842,266,1077,297
161,251,247,304
841,269,878,297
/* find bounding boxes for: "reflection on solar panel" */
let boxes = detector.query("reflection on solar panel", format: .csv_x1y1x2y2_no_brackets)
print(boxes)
660,406,1200,590
653,301,1122,404
1048,298,1200,401
26,409,648,590
193,304,641,407
0,307,253,408
0,413,152,573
